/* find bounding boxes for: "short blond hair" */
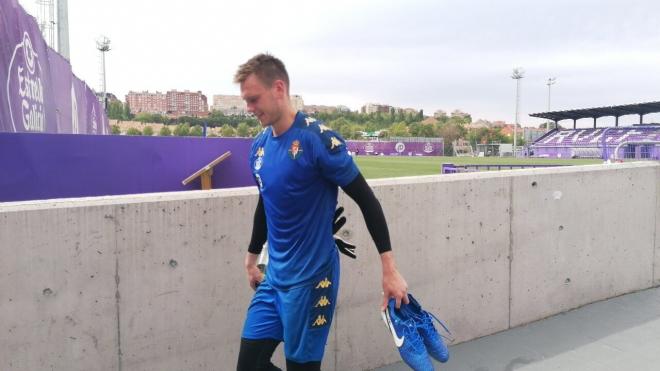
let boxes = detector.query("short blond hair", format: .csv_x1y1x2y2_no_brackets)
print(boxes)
234,53,290,93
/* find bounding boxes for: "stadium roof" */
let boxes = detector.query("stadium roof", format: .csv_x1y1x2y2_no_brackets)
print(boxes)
529,101,660,122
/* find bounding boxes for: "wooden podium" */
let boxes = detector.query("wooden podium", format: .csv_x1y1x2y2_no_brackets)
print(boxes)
181,151,232,190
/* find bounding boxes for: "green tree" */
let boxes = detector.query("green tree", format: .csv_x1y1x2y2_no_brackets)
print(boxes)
173,123,190,136
142,126,154,136
236,122,250,137
249,126,262,137
134,112,152,123
419,124,436,138
339,124,353,139
389,122,409,137
189,125,203,136
123,103,133,120
107,101,124,120
111,124,121,135
221,124,235,137
159,125,172,136
328,117,350,133
437,121,467,155
126,127,141,136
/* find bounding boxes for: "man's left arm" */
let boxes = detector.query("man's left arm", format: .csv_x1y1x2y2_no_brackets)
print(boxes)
341,173,409,310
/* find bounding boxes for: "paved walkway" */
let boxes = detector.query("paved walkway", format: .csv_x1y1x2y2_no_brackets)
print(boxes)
375,286,660,371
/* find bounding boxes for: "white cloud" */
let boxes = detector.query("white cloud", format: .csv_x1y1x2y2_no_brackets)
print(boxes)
18,0,660,126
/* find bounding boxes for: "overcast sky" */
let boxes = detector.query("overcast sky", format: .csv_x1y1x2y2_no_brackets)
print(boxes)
18,0,660,127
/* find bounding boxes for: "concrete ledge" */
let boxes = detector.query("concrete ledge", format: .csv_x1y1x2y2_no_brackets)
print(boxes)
1,162,658,370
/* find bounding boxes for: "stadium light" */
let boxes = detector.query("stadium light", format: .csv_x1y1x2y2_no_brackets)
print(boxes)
96,35,111,111
546,77,557,131
511,67,525,154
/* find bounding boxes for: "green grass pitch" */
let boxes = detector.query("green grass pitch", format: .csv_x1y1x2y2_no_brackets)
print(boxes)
354,156,603,179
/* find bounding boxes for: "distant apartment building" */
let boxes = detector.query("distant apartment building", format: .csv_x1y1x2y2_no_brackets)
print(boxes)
465,119,492,131
290,95,304,112
434,109,448,119
498,123,519,137
166,90,208,116
399,107,419,115
304,105,338,114
212,95,247,115
125,91,167,114
212,94,303,115
361,103,392,114
304,104,352,115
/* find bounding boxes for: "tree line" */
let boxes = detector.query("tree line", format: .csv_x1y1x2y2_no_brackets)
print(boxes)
108,101,521,154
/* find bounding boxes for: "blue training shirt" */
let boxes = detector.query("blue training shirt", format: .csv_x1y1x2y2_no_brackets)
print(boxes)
249,111,359,289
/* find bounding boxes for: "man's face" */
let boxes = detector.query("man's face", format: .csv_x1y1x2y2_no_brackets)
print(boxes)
241,74,280,127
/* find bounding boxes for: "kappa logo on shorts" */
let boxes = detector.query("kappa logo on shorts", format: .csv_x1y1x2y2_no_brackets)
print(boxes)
312,314,328,327
315,296,331,308
315,277,332,289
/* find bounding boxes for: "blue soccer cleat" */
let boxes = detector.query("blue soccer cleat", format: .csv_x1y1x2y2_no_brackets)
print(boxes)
381,298,434,371
402,294,453,363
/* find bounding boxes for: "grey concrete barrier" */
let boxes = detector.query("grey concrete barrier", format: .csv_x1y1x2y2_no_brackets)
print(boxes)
1,162,658,370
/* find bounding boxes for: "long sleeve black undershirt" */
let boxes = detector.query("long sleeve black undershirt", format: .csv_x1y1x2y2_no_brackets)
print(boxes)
340,173,392,254
246,172,392,255
247,195,267,254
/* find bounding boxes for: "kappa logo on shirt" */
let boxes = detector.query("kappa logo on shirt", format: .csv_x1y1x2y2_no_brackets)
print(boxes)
329,136,343,149
318,124,331,133
305,117,317,126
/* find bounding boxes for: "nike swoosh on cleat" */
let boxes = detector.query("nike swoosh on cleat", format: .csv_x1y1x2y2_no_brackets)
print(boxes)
381,307,405,347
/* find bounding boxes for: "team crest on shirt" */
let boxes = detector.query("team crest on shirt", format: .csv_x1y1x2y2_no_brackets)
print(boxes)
288,140,303,160
254,147,264,170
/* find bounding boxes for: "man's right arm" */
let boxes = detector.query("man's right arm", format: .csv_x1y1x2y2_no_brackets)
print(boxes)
245,195,267,289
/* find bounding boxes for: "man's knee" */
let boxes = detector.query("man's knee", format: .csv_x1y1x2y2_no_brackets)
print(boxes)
285,359,321,371
237,338,282,371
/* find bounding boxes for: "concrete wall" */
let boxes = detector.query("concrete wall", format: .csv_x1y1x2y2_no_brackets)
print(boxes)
1,162,659,370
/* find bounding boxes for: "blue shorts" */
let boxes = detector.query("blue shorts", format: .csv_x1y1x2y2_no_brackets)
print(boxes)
241,256,340,363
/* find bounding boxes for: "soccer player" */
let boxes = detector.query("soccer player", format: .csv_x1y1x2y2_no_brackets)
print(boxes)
235,53,409,371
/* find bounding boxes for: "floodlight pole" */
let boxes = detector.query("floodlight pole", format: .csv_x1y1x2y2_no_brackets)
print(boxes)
546,77,556,132
511,68,525,155
96,36,111,111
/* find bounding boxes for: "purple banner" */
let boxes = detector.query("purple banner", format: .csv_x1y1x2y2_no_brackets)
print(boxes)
347,140,443,156
0,133,254,202
0,0,108,134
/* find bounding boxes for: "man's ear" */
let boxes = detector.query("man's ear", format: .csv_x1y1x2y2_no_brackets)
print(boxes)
272,79,287,99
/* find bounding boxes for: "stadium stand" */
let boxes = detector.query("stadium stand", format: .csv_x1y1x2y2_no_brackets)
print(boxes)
529,126,660,159
529,101,660,160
